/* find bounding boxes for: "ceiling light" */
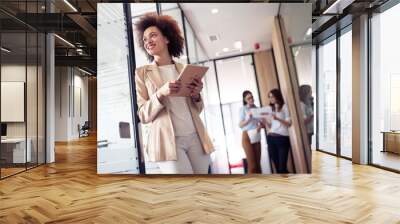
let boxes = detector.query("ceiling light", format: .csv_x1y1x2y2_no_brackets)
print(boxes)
54,34,75,48
41,5,46,11
234,41,243,49
1,47,11,53
76,48,83,52
211,8,219,14
63,0,78,12
215,52,220,57
222,48,229,52
306,27,312,36
78,67,92,76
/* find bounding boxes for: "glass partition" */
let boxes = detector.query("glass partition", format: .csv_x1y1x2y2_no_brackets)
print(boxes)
131,3,157,17
97,3,139,174
0,1,46,179
317,36,337,155
184,18,197,64
38,32,45,165
1,30,28,177
201,61,229,174
26,0,40,168
339,27,352,158
160,6,187,64
196,39,208,62
129,3,159,173
27,31,38,169
131,3,157,68
215,55,261,174
161,3,179,11
371,3,400,171
311,45,316,150
292,44,315,149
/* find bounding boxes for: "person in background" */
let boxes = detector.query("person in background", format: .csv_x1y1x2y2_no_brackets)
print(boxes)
263,89,291,174
239,90,262,174
299,84,314,149
134,13,214,174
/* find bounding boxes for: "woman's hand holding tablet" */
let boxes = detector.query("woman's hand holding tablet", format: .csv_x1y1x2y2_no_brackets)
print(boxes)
170,64,209,97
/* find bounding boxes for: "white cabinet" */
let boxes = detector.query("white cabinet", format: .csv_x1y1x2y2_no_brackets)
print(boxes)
1,138,32,163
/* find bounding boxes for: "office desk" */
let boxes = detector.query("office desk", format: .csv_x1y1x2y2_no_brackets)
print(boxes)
382,131,400,154
1,138,31,163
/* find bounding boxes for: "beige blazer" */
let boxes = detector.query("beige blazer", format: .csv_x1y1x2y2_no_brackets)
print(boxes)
135,61,214,162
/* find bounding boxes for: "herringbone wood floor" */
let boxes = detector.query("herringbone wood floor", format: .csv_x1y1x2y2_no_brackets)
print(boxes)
1,135,400,223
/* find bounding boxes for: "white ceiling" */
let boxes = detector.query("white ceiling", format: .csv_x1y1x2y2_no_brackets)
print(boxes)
180,3,279,59
279,3,312,46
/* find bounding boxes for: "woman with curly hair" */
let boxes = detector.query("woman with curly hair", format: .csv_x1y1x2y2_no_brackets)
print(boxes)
134,13,214,174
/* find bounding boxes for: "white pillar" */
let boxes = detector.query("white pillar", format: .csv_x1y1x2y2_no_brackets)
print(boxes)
352,14,369,164
45,0,56,163
46,32,55,163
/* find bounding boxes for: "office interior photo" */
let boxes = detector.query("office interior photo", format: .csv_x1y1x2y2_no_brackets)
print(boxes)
97,2,312,175
313,0,400,172
1,0,400,223
0,0,97,180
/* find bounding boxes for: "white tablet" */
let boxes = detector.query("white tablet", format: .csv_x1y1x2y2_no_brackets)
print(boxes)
171,64,209,97
250,107,273,119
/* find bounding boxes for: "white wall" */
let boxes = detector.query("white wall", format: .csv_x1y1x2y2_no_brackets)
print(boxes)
55,66,68,141
1,82,25,122
55,66,89,141
72,72,89,138
1,65,26,132
1,65,31,138
1,63,46,164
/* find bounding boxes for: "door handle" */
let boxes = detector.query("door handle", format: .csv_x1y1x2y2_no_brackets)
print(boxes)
97,144,109,148
97,140,109,148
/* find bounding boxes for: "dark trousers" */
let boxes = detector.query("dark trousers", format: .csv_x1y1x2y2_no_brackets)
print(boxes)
267,135,290,174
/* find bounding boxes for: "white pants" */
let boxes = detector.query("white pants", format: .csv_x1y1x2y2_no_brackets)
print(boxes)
157,133,210,174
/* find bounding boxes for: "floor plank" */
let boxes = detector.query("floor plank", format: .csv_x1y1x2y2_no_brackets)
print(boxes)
1,135,400,223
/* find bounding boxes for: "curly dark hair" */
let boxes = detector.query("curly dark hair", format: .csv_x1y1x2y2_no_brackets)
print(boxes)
134,13,184,62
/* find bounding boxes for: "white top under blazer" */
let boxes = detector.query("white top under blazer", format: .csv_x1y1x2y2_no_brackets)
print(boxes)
268,104,291,136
